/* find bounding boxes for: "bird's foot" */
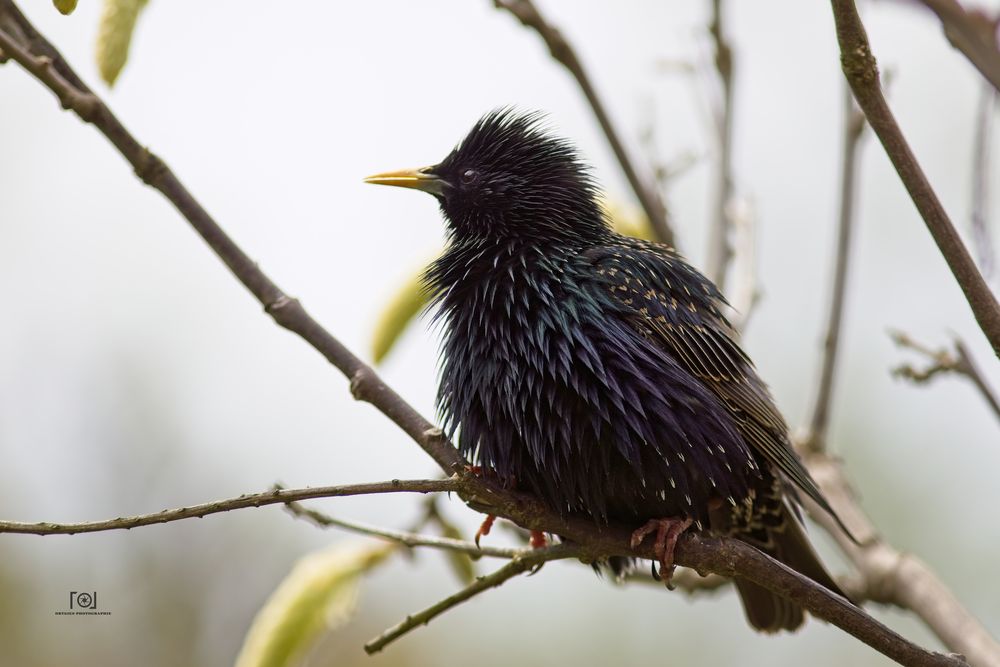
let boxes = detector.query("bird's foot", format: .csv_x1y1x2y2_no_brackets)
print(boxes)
474,513,496,547
630,517,693,586
529,530,547,549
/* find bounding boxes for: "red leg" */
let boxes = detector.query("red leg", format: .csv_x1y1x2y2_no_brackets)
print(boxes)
529,530,547,549
630,517,693,584
474,513,496,547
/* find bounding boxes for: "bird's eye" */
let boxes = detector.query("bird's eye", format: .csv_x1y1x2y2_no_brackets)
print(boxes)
460,169,478,184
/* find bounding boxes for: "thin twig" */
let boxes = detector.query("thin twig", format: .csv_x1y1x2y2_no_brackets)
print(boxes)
725,197,760,334
0,7,975,664
802,86,868,451
705,0,736,285
283,500,521,559
890,330,1000,421
971,84,995,277
364,543,582,655
0,479,459,536
830,0,1000,359
493,0,675,246
913,0,1000,93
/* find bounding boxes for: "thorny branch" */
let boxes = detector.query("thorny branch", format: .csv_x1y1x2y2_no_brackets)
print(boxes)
830,0,1000,359
890,330,1000,422
493,0,675,246
0,2,986,665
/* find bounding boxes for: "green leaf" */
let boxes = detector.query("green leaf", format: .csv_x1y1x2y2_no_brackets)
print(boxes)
234,541,395,667
53,0,78,15
95,0,149,86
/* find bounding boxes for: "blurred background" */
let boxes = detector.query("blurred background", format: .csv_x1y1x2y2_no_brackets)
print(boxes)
1,1,998,665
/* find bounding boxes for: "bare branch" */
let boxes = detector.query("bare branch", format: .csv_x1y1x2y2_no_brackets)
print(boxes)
364,543,580,655
705,0,736,285
913,0,1000,93
0,479,459,536
801,86,868,451
725,197,761,334
283,499,521,560
456,482,966,667
803,450,1000,667
493,0,675,246
890,331,1000,421
830,0,1000,359
972,84,996,276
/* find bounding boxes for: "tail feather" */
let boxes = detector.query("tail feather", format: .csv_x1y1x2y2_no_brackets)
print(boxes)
730,497,846,632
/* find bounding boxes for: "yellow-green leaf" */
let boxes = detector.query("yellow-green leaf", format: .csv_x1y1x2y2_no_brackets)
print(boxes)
95,0,149,86
53,0,78,15
371,264,431,364
438,523,476,585
234,541,395,667
600,196,657,241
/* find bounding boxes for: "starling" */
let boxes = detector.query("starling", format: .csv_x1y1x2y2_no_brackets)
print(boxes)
366,109,848,632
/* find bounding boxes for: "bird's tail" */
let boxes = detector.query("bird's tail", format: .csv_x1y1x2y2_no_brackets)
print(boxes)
727,495,846,633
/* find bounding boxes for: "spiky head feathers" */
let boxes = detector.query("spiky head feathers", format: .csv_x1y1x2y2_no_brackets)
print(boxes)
428,109,609,243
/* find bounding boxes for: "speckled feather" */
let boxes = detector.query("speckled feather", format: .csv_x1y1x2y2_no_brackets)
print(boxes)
407,110,845,631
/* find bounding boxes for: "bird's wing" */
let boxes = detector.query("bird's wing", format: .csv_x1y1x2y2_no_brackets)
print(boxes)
581,238,839,522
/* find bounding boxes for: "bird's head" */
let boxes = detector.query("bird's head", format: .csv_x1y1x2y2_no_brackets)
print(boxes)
365,109,610,244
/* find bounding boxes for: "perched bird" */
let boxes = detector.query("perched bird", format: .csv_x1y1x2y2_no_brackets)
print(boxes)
365,109,848,632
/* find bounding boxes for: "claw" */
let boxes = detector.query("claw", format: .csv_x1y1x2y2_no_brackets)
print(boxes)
474,513,496,547
630,517,693,585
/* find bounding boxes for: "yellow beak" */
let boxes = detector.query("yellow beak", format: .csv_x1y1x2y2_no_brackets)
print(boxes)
363,167,445,196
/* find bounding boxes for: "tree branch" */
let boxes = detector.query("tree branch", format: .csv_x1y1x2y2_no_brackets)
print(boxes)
890,330,1000,422
802,451,1000,667
725,197,761,334
971,83,996,276
493,0,675,246
0,5,974,664
830,0,1000,359
0,479,459,536
801,86,868,451
705,0,736,285
282,498,521,560
914,0,1000,93
364,543,582,655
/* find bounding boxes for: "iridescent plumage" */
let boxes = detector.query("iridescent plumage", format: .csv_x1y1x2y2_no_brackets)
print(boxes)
368,109,847,632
